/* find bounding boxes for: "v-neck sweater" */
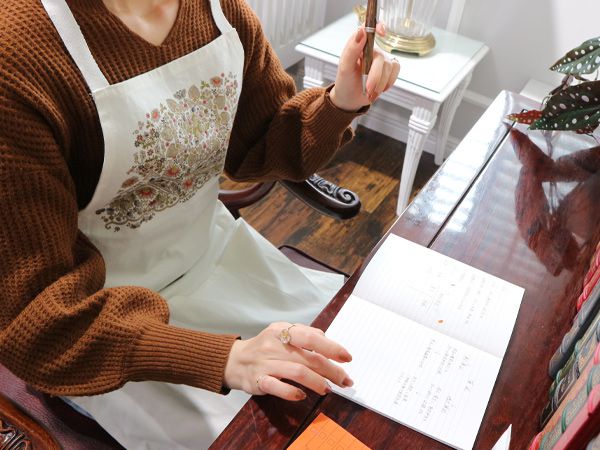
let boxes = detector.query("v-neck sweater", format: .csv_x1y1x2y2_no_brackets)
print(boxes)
0,0,362,396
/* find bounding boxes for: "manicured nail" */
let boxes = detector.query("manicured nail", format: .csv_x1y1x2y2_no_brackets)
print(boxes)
296,389,307,400
355,28,364,43
324,385,333,395
340,350,352,362
343,377,354,388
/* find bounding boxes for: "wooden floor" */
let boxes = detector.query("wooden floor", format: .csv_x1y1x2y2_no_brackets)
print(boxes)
220,63,439,275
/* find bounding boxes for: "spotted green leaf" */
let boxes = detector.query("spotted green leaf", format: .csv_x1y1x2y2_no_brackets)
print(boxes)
550,37,600,76
530,81,600,133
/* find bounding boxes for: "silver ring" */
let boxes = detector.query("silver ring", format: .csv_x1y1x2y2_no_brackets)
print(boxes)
364,26,376,33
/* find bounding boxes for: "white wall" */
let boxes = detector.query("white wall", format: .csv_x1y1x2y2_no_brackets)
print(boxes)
324,0,600,141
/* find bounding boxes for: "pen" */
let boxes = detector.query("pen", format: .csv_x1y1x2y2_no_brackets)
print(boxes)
362,0,378,95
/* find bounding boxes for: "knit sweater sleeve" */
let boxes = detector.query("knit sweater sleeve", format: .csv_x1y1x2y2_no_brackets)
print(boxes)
0,83,237,396
222,0,365,182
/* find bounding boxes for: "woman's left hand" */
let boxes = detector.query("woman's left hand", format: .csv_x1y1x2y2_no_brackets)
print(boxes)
330,24,400,112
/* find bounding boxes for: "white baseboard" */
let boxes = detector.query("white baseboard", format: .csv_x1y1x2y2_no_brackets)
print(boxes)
462,89,494,109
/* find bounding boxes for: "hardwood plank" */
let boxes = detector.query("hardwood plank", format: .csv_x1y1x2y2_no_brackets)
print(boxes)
220,125,438,274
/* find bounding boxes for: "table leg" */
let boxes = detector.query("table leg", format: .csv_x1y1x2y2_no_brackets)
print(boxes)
302,57,326,89
434,72,473,165
397,100,440,215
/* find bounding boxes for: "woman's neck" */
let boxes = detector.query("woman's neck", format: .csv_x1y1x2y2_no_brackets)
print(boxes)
102,0,171,15
102,0,181,46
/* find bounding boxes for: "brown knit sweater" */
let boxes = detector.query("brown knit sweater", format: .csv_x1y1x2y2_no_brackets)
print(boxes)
0,0,360,396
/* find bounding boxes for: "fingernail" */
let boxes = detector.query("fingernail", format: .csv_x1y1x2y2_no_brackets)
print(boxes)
296,389,307,400
340,350,352,362
355,28,364,43
324,385,332,395
343,377,354,388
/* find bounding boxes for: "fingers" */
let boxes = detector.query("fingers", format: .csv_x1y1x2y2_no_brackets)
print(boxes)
367,53,400,101
256,375,307,401
386,59,401,91
282,323,352,363
376,22,386,36
296,347,353,389
338,28,366,75
375,57,392,98
230,323,355,403
366,52,385,99
266,360,331,396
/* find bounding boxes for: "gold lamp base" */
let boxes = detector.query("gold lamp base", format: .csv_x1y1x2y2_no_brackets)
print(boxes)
354,5,436,56
376,32,436,56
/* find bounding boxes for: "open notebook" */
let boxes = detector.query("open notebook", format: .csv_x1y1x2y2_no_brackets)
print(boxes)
326,235,524,450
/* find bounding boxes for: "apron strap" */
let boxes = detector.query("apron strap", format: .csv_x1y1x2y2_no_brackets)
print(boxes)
40,0,110,93
210,0,234,34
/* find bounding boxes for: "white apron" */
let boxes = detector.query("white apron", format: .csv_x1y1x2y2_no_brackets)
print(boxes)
40,0,344,448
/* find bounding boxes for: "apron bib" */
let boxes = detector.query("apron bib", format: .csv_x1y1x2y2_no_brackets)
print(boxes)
41,0,344,448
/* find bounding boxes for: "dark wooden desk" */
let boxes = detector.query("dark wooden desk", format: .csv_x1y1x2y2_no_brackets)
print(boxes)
212,91,600,449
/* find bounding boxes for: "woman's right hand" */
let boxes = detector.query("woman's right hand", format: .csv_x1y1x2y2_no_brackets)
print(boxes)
223,322,353,401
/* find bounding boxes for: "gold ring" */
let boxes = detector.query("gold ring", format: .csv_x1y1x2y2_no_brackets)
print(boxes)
279,324,296,345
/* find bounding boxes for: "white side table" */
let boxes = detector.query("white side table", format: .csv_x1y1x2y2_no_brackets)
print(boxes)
296,14,489,215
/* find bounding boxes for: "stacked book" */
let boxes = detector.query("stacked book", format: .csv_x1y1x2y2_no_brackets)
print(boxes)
529,242,600,449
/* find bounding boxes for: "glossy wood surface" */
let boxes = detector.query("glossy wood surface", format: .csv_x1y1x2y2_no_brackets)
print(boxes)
212,91,600,449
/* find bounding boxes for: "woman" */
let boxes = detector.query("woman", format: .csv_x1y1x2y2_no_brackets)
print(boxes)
0,0,399,447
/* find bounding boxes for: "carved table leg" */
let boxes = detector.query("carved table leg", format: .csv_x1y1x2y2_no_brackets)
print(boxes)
397,100,440,215
302,57,326,89
0,394,60,450
434,72,472,165
1,418,32,449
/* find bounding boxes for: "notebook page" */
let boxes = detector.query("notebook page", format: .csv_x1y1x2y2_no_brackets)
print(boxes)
354,235,524,358
327,295,501,450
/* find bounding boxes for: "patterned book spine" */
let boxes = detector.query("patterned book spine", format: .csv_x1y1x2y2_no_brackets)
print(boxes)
551,340,583,400
584,245,600,286
554,385,600,450
547,338,600,424
539,364,600,449
561,367,600,431
549,283,600,378
578,265,600,311
527,432,542,450
551,320,600,402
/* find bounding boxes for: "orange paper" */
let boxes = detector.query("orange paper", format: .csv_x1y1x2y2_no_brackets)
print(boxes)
288,413,371,450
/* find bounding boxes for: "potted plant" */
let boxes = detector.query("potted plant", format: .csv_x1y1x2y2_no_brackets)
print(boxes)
509,37,600,136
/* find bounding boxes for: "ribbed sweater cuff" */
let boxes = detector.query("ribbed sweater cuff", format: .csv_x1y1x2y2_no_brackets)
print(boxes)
317,85,369,129
124,321,239,394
